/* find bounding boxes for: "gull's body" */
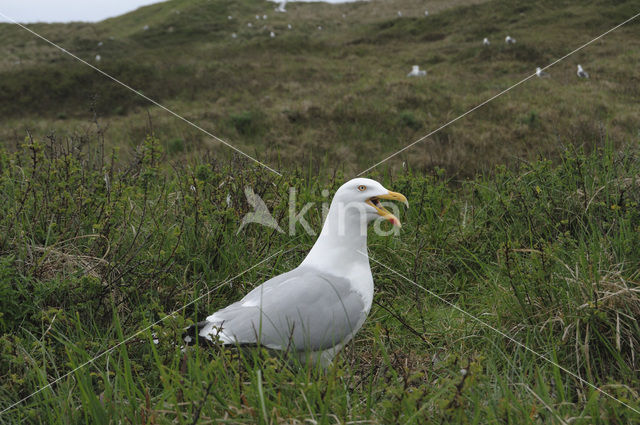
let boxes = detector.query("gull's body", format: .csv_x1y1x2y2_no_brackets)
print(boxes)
577,64,589,78
407,65,426,77
505,35,516,44
535,67,549,78
187,178,407,367
483,37,490,46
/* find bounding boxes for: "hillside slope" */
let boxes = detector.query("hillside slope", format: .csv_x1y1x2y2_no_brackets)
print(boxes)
0,0,639,176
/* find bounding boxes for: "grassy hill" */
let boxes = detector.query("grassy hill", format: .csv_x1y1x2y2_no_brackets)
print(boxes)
0,0,639,423
1,0,638,176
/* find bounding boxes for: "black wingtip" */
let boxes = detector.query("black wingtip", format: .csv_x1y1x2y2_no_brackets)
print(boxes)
182,320,216,347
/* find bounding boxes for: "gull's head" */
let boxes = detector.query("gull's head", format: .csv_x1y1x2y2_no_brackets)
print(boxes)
331,178,408,228
577,64,583,70
412,65,419,71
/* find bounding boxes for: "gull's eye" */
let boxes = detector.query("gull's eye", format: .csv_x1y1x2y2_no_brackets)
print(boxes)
357,185,367,191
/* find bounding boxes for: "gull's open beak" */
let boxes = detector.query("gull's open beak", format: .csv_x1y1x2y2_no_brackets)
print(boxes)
366,190,409,227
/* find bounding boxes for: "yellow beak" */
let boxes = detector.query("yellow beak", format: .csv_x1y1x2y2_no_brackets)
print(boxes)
365,190,409,227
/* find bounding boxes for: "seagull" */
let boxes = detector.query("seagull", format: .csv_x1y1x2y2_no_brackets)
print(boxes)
275,1,287,13
143,25,149,31
424,10,429,16
95,54,101,62
535,67,549,78
483,37,490,46
97,41,103,47
183,178,408,367
505,35,516,44
407,65,426,77
270,31,275,38
247,22,253,28
318,25,323,30
228,15,233,20
288,24,292,29
397,11,403,17
263,14,268,19
231,33,237,39
256,15,260,20
577,64,589,78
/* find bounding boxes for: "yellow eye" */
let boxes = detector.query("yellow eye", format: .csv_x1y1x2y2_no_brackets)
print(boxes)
357,185,367,191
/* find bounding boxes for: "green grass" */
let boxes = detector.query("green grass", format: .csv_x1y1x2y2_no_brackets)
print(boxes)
0,133,639,423
0,0,639,176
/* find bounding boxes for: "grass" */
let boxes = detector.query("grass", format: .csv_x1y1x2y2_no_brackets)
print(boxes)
0,132,639,423
0,0,639,176
1,0,640,423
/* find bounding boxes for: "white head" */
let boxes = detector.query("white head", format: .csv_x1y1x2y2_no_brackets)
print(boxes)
412,65,419,72
328,178,408,230
577,64,583,70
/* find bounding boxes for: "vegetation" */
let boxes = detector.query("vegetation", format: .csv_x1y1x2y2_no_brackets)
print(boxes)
1,132,639,423
0,0,639,176
1,0,639,423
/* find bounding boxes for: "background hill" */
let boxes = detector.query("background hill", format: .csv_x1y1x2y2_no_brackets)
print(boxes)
1,0,638,176
1,0,639,423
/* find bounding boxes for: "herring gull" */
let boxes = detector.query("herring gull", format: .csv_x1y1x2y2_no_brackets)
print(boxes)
577,64,589,78
535,67,549,78
505,35,516,44
407,65,426,77
184,178,408,367
483,37,490,46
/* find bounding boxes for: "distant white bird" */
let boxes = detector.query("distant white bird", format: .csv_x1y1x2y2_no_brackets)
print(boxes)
535,67,549,78
270,31,275,38
247,22,253,28
231,32,237,39
143,25,149,31
505,35,516,44
263,14,267,19
288,24,292,29
275,1,287,13
483,37,490,46
577,64,589,78
407,65,426,77
397,11,402,17
95,54,101,62
97,41,103,47
424,10,429,16
256,15,260,20
318,25,323,30
228,15,233,20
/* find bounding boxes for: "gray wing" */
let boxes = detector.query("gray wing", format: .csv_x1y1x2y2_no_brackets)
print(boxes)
199,266,366,351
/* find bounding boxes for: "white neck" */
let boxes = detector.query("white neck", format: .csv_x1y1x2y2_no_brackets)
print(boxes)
301,200,370,271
